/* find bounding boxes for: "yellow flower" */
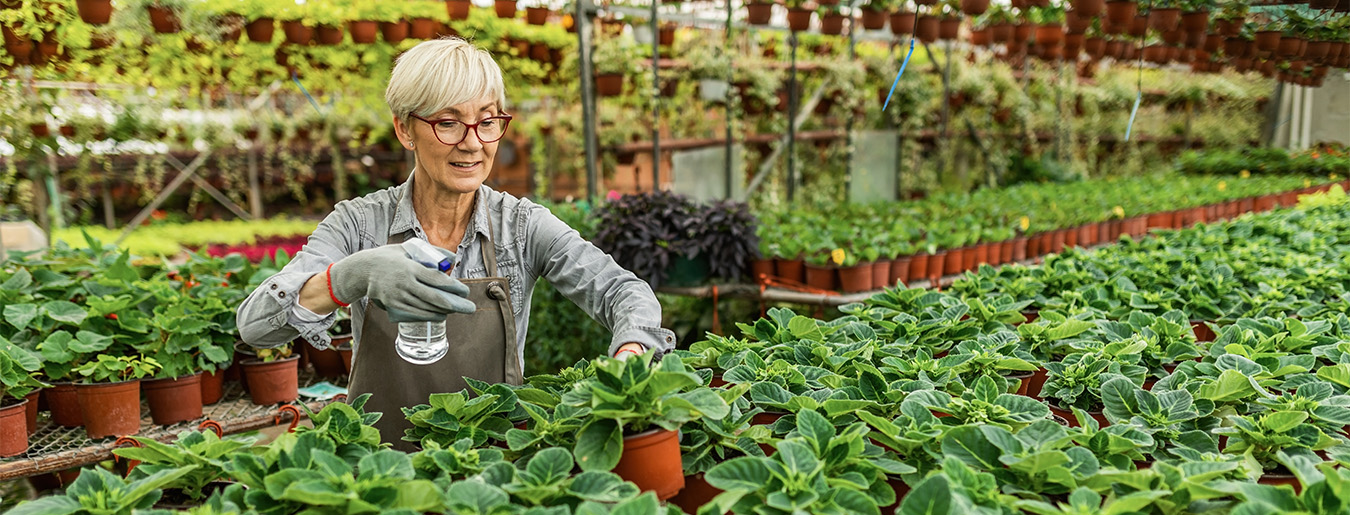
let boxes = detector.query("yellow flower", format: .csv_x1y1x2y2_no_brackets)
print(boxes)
831,248,846,266
1240,170,1251,178
1019,216,1030,231
1218,181,1227,192
1112,206,1125,218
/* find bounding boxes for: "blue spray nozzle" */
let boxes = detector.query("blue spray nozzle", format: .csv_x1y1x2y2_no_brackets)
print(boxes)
402,239,454,273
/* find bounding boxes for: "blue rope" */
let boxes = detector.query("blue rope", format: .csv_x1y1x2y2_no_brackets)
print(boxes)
1124,91,1142,142
881,37,917,112
291,70,324,114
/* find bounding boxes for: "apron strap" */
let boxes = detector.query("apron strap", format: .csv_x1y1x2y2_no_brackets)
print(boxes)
481,216,499,278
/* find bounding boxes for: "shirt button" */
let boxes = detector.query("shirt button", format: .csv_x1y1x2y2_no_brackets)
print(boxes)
278,291,286,298
270,284,278,290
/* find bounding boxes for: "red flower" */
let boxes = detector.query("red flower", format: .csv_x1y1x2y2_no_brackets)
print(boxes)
106,314,118,320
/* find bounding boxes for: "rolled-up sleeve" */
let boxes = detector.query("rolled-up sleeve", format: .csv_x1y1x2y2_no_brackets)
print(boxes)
236,202,361,350
525,207,676,357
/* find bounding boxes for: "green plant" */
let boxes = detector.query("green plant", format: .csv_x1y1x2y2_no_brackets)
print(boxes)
562,353,730,472
1214,412,1337,474
909,375,1050,431
5,465,197,515
113,431,257,501
699,436,882,514
75,354,162,383
403,384,518,448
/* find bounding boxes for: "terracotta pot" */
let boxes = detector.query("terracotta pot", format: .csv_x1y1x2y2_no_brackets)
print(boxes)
944,248,966,276
961,246,977,272
971,28,992,46
1026,367,1049,398
1148,7,1180,32
1254,31,1281,52
879,476,912,514
147,6,181,33
805,264,837,292
960,0,990,15
200,369,224,405
838,263,874,293
860,8,887,30
1005,372,1034,396
1048,404,1109,428
670,473,723,514
315,24,343,45
821,14,846,35
348,20,378,44
871,260,892,290
1181,11,1208,32
990,22,1012,42
786,8,812,31
144,373,203,426
1105,0,1136,25
1066,11,1091,34
1011,237,1028,261
915,15,939,43
595,73,623,97
76,0,113,25
409,18,437,39
242,356,299,405
1277,36,1305,58
46,382,83,427
1035,24,1064,46
1259,470,1302,495
24,389,38,435
746,2,773,25
245,17,275,43
901,253,924,283
1191,321,1217,342
1013,22,1033,43
494,0,517,18
378,20,409,43
1,398,29,457
1071,0,1104,17
310,341,348,378
526,6,550,25
890,12,917,35
283,21,314,45
938,17,961,40
890,256,912,286
926,251,946,282
1080,223,1096,247
750,258,775,281
77,379,142,439
612,428,684,500
775,258,806,283
446,0,471,20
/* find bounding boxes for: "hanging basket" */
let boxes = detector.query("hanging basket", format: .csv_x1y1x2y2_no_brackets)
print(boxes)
746,2,773,25
76,0,113,24
380,20,410,43
246,17,275,43
820,14,846,35
147,6,181,33
409,17,438,39
595,73,624,96
860,7,887,29
786,8,812,31
1105,0,1136,26
938,17,961,40
1070,0,1104,16
915,15,939,43
889,12,916,35
494,0,517,18
446,0,471,20
283,21,314,45
960,0,990,15
348,20,378,44
1148,7,1180,32
526,6,550,25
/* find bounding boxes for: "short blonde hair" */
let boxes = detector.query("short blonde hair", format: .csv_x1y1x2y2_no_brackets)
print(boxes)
385,37,507,125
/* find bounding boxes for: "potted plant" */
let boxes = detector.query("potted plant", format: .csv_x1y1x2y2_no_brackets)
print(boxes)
402,384,518,448
593,191,702,288
111,430,255,505
525,0,550,25
0,346,45,457
276,1,316,45
1040,344,1148,428
74,354,162,438
784,0,813,31
860,0,894,30
562,353,730,500
239,343,297,405
4,466,196,514
746,0,774,25
691,200,760,284
819,4,846,35
592,35,637,97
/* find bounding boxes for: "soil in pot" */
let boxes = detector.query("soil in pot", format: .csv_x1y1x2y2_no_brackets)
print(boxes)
201,369,225,405
611,428,685,500
1,398,29,457
669,473,723,514
242,356,300,405
144,373,204,426
77,379,142,439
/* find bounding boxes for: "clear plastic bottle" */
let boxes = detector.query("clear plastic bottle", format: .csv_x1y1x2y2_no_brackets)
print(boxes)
395,239,453,365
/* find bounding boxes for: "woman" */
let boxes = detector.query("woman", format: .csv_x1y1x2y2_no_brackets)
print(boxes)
236,38,675,449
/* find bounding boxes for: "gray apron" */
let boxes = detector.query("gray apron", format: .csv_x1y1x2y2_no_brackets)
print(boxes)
349,226,523,451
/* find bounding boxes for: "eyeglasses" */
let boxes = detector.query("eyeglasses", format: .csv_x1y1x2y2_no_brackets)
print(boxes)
410,113,513,146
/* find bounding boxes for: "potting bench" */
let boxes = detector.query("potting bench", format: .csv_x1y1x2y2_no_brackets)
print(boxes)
0,372,345,481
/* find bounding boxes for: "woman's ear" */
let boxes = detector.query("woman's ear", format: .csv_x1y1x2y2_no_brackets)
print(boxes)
392,115,415,150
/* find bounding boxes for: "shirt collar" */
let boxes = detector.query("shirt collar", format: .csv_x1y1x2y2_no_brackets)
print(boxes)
389,171,492,242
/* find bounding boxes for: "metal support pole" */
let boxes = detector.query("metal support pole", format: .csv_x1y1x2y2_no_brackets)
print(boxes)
724,0,733,199
578,0,600,203
844,0,860,201
1054,59,1064,161
786,32,798,202
45,153,63,231
247,146,263,218
650,0,661,192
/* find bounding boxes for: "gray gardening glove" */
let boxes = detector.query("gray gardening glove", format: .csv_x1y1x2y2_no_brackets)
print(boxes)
329,244,476,323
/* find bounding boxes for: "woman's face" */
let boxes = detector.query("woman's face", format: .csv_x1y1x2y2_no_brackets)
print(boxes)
396,95,502,196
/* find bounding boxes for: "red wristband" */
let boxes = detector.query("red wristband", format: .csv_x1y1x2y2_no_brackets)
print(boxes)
326,263,350,307
615,348,642,358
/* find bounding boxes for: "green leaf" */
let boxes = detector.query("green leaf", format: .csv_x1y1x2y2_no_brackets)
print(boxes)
610,492,661,515
795,409,835,454
775,440,821,476
1264,411,1309,433
574,420,622,472
1197,369,1259,403
43,301,87,325
358,450,414,481
899,474,951,515
446,481,509,512
941,426,1001,470
1,269,32,292
705,456,772,492
3,304,38,331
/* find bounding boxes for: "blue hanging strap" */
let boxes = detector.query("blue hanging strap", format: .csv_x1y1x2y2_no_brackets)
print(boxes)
881,37,917,112
291,70,324,114
1124,90,1142,142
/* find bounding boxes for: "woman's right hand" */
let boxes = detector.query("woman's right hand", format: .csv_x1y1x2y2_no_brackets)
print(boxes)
329,244,476,322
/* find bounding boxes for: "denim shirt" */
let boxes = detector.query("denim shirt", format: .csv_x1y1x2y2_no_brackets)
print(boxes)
235,174,676,367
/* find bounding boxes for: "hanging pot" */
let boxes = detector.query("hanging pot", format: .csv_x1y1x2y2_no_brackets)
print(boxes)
0,398,29,457
76,0,113,25
77,379,142,439
860,8,887,30
144,373,203,426
1064,32,1084,58
1181,10,1208,32
746,2,773,25
915,15,939,43
1066,10,1091,33
820,14,846,35
1013,22,1033,43
1085,36,1106,58
446,0,472,20
526,6,550,24
242,356,299,405
283,21,314,45
595,73,624,96
1203,32,1222,52
838,262,875,293
1161,29,1184,45
380,20,409,43
315,24,344,45
1148,7,1180,32
245,17,275,43
1035,24,1064,46
1215,18,1242,37
960,0,990,15
494,0,517,18
1304,40,1331,61
889,12,916,35
938,17,961,40
1105,0,1136,25
345,20,377,44
1277,36,1305,58
1254,30,1281,52
409,17,438,39
147,5,181,34
990,22,1012,42
1128,15,1148,37
786,8,812,32
1070,0,1104,16
971,28,991,46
